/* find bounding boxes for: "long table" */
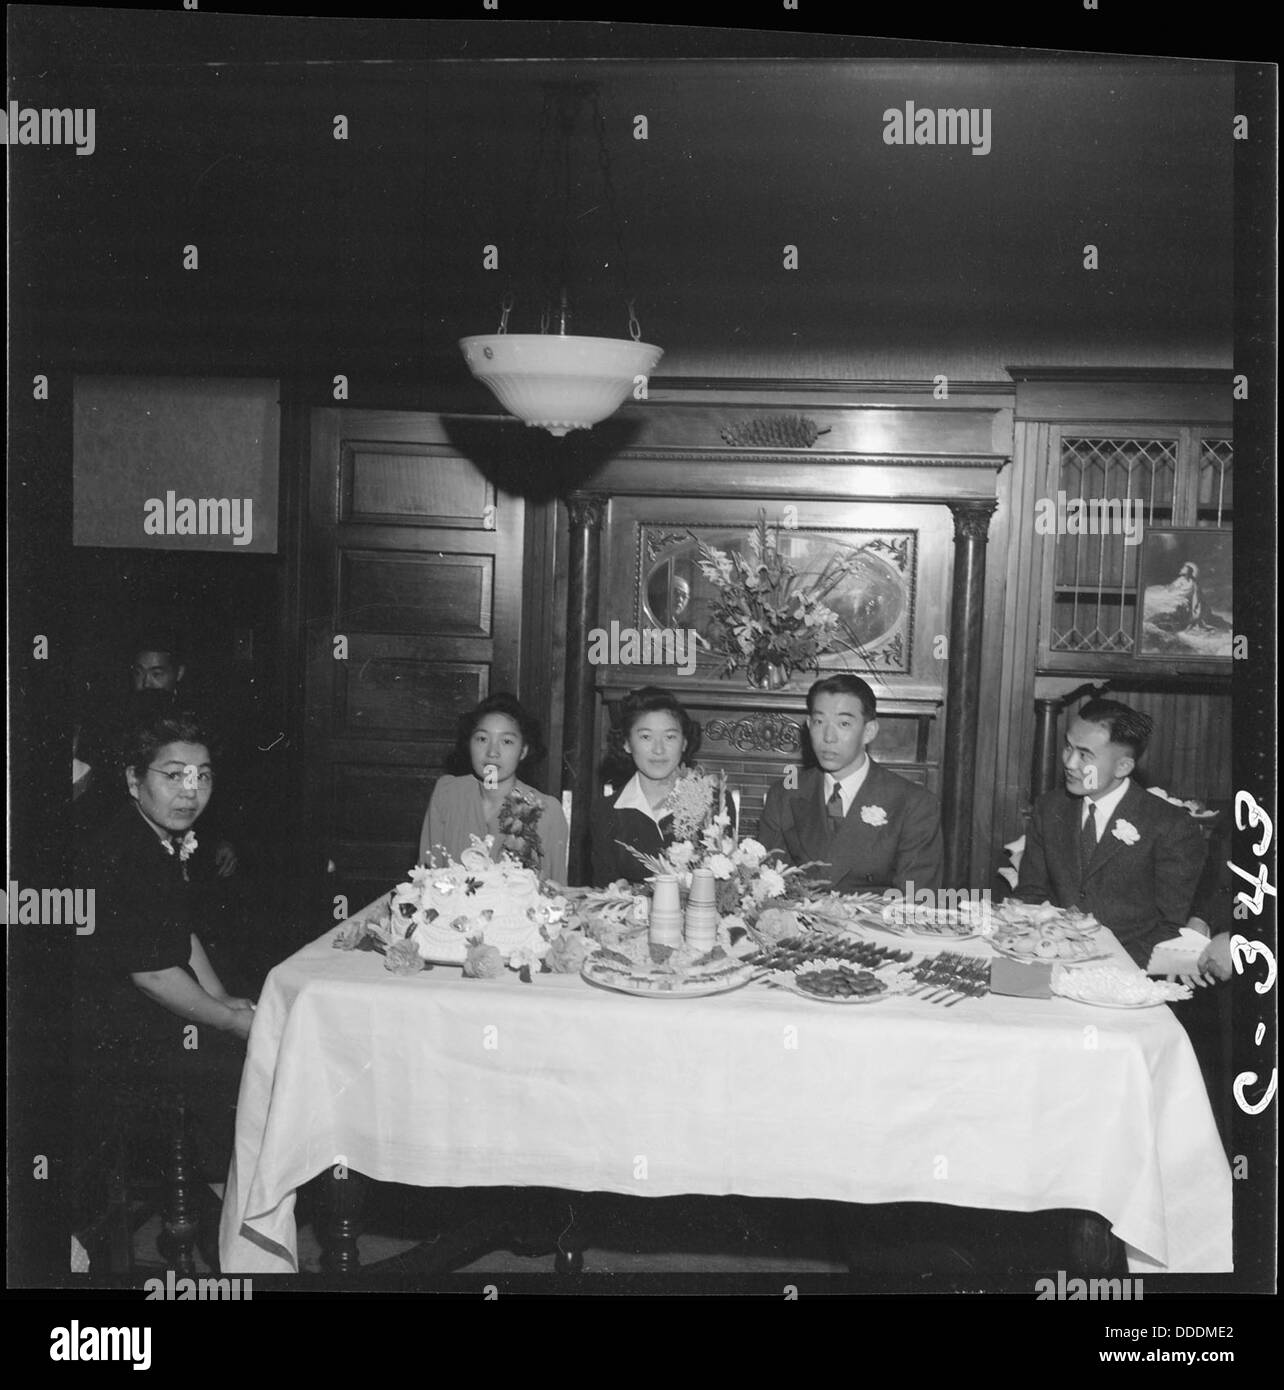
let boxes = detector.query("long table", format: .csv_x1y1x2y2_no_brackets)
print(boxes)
219,924,1233,1274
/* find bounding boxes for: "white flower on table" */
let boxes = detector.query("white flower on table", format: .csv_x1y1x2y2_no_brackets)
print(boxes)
860,805,888,827
737,838,768,867
667,841,695,869
706,852,735,880
753,866,787,902
1112,819,1141,845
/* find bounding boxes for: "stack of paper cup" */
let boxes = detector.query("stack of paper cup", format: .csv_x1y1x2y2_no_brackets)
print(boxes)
684,868,718,953
649,874,684,949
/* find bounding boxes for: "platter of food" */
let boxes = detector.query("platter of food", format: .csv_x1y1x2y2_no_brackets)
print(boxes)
1050,964,1193,1009
742,934,913,974
990,936,1111,964
986,901,1109,963
874,902,988,941
775,961,908,1004
581,941,754,998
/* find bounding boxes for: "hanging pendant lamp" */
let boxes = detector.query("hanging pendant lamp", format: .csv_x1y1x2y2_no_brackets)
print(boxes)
459,83,663,437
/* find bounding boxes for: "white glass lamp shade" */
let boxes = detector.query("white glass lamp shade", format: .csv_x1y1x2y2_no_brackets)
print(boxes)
459,333,664,436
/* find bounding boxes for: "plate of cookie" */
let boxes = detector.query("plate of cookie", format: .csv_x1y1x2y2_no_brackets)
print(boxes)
987,902,1109,962
773,960,914,1005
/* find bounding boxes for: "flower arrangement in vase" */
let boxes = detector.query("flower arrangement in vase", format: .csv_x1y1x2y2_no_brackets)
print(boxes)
621,767,828,930
693,511,861,689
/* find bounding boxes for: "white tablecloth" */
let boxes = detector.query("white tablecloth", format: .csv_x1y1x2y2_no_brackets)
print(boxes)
220,928,1233,1274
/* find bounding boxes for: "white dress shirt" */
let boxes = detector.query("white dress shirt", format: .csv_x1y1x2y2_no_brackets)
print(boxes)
1082,777,1131,841
824,757,872,817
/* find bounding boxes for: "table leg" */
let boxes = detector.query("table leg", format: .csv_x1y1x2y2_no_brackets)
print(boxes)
319,1167,368,1276
156,1101,198,1275
1067,1211,1126,1274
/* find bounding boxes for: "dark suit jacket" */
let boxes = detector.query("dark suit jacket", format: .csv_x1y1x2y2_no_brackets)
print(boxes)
756,760,944,895
1015,781,1207,966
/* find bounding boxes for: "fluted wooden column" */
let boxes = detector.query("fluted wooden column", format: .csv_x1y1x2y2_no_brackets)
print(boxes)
562,493,607,885
941,500,997,886
1032,697,1064,801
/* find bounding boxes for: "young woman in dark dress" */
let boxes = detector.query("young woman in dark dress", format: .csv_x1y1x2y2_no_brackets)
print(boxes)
589,686,706,888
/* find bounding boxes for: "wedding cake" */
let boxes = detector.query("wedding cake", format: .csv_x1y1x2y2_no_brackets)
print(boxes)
393,837,565,964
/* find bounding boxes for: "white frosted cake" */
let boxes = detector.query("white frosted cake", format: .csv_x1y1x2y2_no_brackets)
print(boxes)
391,837,565,964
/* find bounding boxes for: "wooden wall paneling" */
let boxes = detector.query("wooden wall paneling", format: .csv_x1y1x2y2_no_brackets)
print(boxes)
1009,372,1232,426
344,444,491,523
302,408,525,906
609,400,1002,457
302,407,343,896
275,384,312,909
339,547,495,637
1047,686,1232,804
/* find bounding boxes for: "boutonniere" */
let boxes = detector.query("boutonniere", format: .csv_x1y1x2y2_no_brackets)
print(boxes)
161,830,198,863
1112,819,1140,845
860,805,888,827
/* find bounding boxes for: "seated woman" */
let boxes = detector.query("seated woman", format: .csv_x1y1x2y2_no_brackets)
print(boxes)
589,685,708,888
72,709,255,1190
419,693,569,882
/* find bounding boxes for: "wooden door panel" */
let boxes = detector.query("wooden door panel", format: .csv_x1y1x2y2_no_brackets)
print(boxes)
339,549,494,637
336,656,489,737
342,441,494,525
331,762,434,843
304,409,523,907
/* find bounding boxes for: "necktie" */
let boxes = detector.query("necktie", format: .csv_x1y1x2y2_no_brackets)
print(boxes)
826,782,846,836
1079,801,1098,877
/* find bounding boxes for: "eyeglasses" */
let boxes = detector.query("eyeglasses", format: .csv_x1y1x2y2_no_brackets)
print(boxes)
148,767,214,788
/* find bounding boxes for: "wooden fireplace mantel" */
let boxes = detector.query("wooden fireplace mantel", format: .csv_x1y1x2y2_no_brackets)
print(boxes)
597,683,945,718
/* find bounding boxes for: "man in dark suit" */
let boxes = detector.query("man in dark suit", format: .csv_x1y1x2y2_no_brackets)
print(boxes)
757,674,944,895
1015,698,1207,966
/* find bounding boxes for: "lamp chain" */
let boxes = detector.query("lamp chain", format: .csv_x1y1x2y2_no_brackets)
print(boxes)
496,82,642,340
592,89,641,341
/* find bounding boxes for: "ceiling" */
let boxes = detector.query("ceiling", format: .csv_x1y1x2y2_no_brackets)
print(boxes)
11,13,1235,383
